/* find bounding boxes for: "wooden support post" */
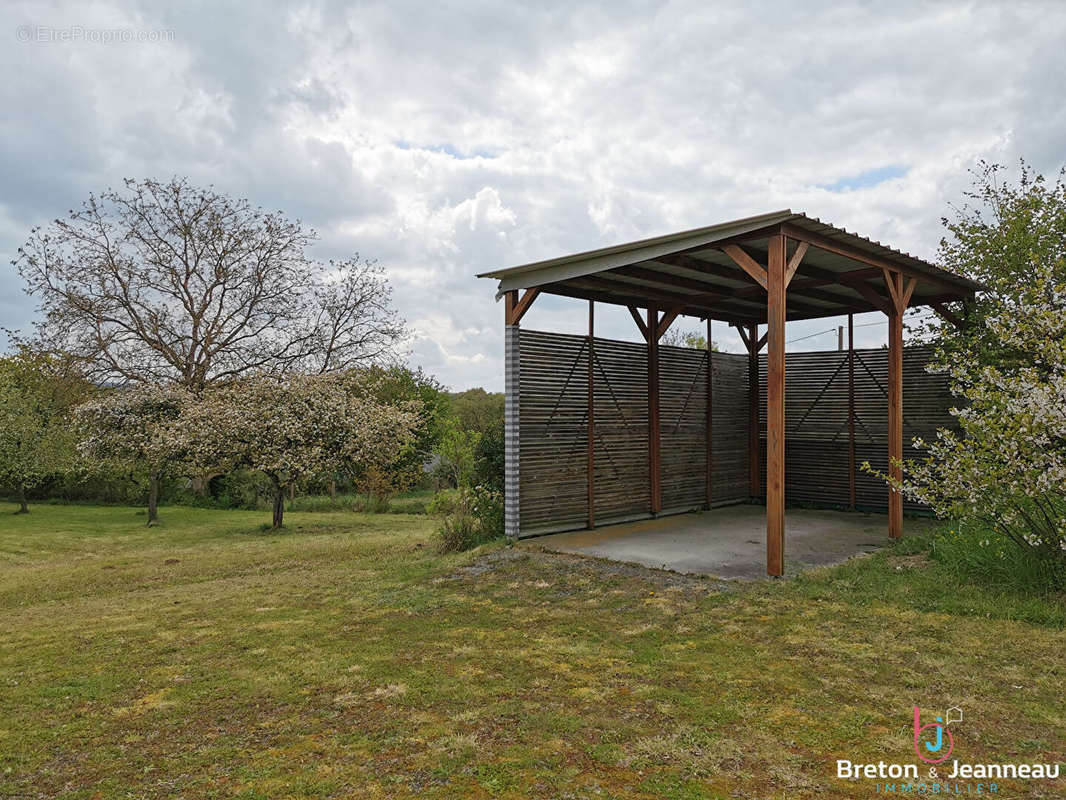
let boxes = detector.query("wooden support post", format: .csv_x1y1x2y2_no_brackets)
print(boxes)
706,319,713,508
587,301,595,529
747,323,760,499
766,233,786,577
888,275,904,539
648,304,662,514
847,313,856,510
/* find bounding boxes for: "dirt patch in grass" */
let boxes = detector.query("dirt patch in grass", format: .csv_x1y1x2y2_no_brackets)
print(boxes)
454,546,732,593
885,553,933,571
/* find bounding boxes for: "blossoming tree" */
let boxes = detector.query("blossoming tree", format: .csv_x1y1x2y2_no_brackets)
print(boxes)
74,385,191,525
889,267,1066,572
184,374,420,528
880,162,1066,580
0,350,87,513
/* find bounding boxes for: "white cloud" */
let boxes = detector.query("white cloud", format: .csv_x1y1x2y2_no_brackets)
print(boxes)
2,0,1064,389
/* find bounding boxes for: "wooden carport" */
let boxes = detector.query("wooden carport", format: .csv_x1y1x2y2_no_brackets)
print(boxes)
479,210,980,576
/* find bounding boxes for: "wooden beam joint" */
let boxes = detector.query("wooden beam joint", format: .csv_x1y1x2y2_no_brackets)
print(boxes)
721,244,768,290
656,307,683,341
505,287,540,325
628,305,649,340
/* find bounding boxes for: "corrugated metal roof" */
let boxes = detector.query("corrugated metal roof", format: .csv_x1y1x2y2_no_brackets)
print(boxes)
477,209,795,282
479,210,982,296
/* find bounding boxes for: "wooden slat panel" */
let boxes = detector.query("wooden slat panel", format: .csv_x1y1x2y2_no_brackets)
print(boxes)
659,345,710,510
518,329,955,536
593,338,651,519
518,331,590,531
755,345,955,511
710,353,751,504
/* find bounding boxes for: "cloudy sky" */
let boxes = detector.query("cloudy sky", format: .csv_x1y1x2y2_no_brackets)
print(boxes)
3,1,1064,390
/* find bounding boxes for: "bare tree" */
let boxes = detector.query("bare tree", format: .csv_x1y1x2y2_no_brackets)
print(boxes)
13,177,406,392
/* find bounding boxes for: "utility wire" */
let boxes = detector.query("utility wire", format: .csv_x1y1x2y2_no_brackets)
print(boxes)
785,312,936,345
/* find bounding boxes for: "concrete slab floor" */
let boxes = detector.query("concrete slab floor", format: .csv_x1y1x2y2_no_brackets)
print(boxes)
521,505,932,580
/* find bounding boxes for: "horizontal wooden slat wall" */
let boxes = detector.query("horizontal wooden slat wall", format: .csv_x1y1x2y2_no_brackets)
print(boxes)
518,330,751,536
709,353,751,505
659,345,709,510
518,329,954,536
756,345,954,511
592,338,650,521
518,330,590,532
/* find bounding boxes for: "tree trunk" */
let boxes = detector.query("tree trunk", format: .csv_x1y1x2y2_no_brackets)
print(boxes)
272,481,285,529
16,484,29,514
329,480,337,502
147,473,160,526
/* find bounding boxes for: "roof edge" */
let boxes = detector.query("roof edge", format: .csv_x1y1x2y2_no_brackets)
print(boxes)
478,209,795,292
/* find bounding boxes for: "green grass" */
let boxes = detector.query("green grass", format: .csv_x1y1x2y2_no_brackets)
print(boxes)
1,505,1063,799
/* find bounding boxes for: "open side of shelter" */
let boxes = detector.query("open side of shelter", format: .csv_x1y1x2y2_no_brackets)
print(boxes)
479,210,981,576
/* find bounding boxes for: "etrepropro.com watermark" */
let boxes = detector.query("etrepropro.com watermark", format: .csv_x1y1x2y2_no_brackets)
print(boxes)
15,24,175,44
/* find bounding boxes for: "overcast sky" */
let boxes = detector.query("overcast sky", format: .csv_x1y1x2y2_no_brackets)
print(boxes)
3,1,1064,390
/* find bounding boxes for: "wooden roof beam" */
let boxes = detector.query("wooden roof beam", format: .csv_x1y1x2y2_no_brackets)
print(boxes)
720,244,768,289
554,278,766,322
572,272,829,318
611,262,835,315
779,222,968,295
842,278,893,316
930,301,964,329
652,252,764,286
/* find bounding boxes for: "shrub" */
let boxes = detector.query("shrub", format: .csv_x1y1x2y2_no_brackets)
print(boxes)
877,268,1066,585
472,423,505,492
930,522,1065,594
356,465,398,513
429,486,504,553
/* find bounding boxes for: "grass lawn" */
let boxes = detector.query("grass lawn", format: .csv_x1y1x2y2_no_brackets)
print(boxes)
0,504,1063,799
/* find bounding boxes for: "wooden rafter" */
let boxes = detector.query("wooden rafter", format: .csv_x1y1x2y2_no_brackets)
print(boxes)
720,244,768,290
930,301,964,329
842,277,893,316
779,222,964,294
624,260,831,316
567,273,807,319
785,241,808,286
628,305,649,340
549,284,761,325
